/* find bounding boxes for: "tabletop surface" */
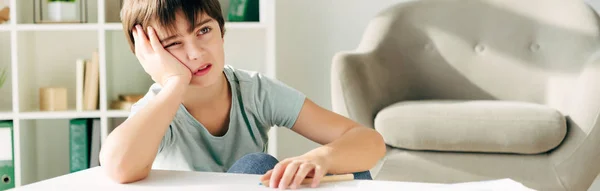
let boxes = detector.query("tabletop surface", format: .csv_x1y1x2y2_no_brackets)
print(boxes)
9,167,536,191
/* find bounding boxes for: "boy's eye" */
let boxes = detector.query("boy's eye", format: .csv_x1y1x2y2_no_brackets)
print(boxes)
164,42,180,49
199,27,212,35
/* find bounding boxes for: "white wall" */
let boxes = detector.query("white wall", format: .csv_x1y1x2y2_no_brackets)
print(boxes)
274,0,600,190
274,0,408,159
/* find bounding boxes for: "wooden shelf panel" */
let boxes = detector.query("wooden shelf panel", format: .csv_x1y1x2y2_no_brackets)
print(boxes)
0,25,11,31
0,22,268,32
105,110,129,118
0,112,13,120
18,111,102,119
15,24,100,31
104,22,267,31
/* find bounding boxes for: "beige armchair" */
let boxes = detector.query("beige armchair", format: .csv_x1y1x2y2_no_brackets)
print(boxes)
331,0,600,190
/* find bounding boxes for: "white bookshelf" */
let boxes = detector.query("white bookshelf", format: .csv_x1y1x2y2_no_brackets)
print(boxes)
0,0,276,187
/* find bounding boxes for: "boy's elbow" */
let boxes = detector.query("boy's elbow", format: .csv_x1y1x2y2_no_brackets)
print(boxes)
110,169,149,184
99,149,150,184
102,162,150,184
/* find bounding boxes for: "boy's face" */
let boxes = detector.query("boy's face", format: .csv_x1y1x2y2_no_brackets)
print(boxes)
153,11,225,87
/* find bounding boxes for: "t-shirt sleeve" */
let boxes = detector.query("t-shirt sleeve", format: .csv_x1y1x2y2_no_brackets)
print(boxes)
254,75,306,129
128,83,173,153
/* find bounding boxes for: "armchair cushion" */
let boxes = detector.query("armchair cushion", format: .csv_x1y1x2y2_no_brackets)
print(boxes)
374,100,567,154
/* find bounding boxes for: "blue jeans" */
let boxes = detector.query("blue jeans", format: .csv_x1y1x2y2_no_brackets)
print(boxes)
226,152,372,180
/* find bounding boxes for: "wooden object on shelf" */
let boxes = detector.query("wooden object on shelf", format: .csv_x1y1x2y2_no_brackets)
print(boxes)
110,94,143,110
118,94,143,102
39,87,68,111
0,7,8,24
109,100,134,111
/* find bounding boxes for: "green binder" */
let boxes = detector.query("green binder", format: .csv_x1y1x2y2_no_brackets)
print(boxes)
69,119,91,173
228,0,259,22
0,120,14,190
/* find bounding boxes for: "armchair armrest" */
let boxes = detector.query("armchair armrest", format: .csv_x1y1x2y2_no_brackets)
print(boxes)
551,56,600,190
331,51,413,128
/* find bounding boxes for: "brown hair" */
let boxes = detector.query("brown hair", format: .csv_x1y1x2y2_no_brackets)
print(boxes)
120,0,225,53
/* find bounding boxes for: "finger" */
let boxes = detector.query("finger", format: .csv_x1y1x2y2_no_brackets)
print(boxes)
269,160,289,188
132,27,143,58
279,161,302,189
290,163,315,189
311,166,327,188
147,26,164,52
134,25,152,54
260,170,273,182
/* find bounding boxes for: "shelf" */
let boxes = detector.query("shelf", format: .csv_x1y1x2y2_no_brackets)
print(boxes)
0,25,11,31
15,24,100,31
17,30,98,112
225,22,267,29
6,0,274,188
102,23,121,30
0,22,270,31
106,110,130,118
18,111,102,119
0,112,13,120
103,22,267,31
1,111,130,120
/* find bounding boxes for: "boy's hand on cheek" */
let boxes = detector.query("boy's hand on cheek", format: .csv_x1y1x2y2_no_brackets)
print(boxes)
260,154,330,189
132,25,192,87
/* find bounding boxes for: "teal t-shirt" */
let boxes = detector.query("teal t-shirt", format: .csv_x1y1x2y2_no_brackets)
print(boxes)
128,65,306,172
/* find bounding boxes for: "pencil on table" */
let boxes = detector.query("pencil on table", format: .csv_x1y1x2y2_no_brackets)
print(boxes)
260,174,354,187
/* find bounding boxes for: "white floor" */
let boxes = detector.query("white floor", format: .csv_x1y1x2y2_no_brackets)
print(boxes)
590,175,600,191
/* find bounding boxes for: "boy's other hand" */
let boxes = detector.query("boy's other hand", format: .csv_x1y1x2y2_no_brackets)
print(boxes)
132,25,192,86
260,153,330,189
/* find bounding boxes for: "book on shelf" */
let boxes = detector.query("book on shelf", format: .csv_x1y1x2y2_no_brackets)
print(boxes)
75,59,85,111
228,0,259,22
69,118,100,173
75,51,99,111
0,120,14,190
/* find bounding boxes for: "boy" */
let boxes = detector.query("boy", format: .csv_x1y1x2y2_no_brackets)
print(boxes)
99,0,386,189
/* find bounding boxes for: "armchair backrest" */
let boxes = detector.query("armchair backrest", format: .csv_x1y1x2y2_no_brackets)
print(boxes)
356,0,600,108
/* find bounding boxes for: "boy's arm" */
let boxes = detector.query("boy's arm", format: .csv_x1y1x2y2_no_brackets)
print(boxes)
262,99,386,189
290,99,386,173
99,79,186,183
99,25,191,184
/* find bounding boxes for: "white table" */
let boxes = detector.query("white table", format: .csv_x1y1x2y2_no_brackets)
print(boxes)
9,167,536,191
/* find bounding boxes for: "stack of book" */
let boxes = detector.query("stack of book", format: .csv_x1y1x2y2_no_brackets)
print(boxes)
75,51,99,111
